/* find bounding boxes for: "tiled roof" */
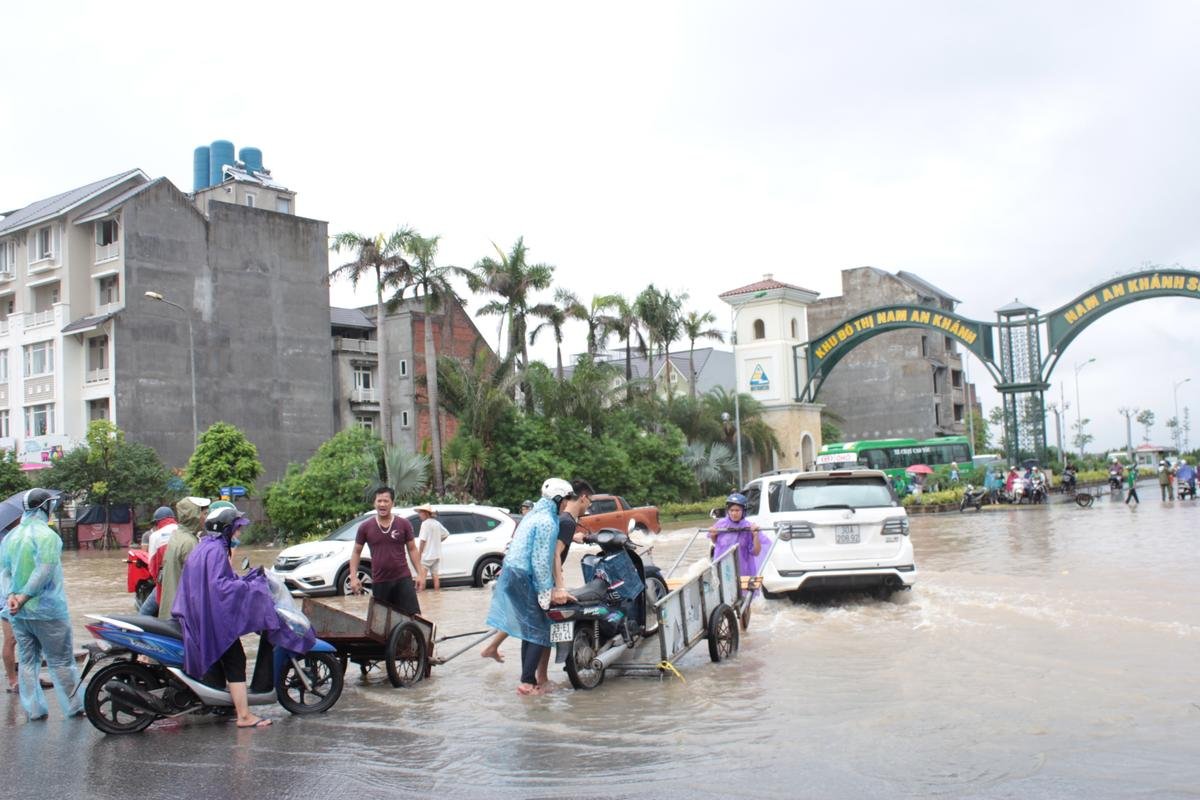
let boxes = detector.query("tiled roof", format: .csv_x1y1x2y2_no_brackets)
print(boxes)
0,169,147,236
331,307,374,329
719,277,817,298
62,311,117,334
74,178,164,225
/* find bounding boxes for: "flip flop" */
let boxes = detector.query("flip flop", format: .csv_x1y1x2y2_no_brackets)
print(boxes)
236,718,272,729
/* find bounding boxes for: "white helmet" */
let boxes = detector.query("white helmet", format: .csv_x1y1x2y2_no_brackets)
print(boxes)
541,477,573,502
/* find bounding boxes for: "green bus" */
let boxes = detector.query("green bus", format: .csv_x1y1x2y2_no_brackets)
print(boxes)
815,436,974,480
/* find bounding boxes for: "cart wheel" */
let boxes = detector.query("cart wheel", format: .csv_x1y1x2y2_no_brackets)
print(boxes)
564,625,604,690
1075,492,1094,508
385,621,428,688
707,603,739,663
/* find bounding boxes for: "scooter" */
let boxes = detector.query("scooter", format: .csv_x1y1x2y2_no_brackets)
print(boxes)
1179,480,1196,500
125,548,155,611
959,484,988,512
547,528,667,690
1108,469,1123,491
77,572,343,734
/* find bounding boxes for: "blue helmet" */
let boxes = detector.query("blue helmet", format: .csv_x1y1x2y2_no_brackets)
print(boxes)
725,492,748,509
153,506,174,522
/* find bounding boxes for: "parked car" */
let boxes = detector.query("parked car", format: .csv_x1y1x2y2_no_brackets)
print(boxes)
269,504,515,595
577,494,661,535
742,469,916,599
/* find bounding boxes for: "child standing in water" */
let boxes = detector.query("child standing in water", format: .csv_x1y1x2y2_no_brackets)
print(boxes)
708,493,772,579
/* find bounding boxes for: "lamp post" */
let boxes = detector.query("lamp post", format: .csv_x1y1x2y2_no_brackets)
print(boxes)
1073,357,1096,459
1173,377,1191,451
727,305,745,488
145,291,198,445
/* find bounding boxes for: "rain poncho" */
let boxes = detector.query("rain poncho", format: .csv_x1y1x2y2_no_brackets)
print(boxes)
712,516,772,579
172,534,315,679
1,509,82,718
157,498,203,620
486,497,559,647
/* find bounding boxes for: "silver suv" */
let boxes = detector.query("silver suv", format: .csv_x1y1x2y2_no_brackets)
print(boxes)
744,469,916,599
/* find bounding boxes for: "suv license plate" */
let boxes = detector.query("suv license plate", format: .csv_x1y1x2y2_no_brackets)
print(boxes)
835,525,860,544
550,622,574,643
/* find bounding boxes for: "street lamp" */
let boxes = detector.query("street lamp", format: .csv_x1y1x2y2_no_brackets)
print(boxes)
145,291,198,445
726,307,745,488
1173,377,1191,450
1073,357,1096,459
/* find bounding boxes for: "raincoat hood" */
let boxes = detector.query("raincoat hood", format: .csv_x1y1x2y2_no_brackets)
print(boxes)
175,498,204,536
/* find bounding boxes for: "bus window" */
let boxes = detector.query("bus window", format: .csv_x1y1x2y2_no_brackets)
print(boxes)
864,449,889,470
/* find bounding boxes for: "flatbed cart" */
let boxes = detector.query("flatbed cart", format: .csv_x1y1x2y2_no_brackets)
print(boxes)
301,596,493,688
662,527,779,632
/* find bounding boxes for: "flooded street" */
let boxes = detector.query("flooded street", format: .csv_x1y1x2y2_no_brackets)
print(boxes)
3,495,1198,799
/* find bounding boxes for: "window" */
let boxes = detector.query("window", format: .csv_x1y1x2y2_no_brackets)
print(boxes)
753,319,765,340
96,219,119,246
0,349,6,382
944,336,954,352
354,415,375,431
88,399,110,422
50,286,59,305
245,193,256,208
400,410,410,428
23,341,53,377
353,367,374,390
31,225,57,262
790,318,798,339
275,197,291,214
951,369,962,388
0,239,14,275
5,298,13,315
0,410,7,438
934,403,941,426
781,476,895,511
743,485,762,515
920,335,929,357
24,403,54,437
588,498,617,515
87,336,108,371
399,359,408,377
98,275,119,306
954,403,964,422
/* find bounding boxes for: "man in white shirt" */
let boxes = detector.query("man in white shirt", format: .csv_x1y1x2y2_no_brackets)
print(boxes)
415,505,449,591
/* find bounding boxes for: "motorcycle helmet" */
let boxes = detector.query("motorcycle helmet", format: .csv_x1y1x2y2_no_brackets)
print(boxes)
153,506,174,522
209,500,236,512
204,506,246,537
725,492,748,510
541,477,574,503
21,488,58,516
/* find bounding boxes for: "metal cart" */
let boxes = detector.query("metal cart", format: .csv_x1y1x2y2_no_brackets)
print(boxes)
301,596,436,687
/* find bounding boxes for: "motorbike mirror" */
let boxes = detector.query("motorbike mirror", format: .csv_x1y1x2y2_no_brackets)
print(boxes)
240,557,250,571
627,519,636,534
710,507,726,520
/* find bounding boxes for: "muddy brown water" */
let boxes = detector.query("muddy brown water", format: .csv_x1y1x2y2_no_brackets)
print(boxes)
2,494,1198,799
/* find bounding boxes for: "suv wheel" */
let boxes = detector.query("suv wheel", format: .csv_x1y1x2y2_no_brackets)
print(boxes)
473,556,503,587
336,564,372,596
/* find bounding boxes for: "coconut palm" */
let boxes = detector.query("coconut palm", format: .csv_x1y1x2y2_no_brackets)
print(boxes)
437,345,519,497
681,310,726,399
582,294,620,357
681,441,738,496
330,228,414,444
703,387,781,475
607,294,646,405
530,288,585,380
636,285,686,402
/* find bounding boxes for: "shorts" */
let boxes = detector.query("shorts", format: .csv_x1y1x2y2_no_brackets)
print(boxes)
421,558,440,573
372,577,421,616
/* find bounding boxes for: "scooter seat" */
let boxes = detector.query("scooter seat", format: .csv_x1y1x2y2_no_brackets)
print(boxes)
107,614,182,639
567,577,609,605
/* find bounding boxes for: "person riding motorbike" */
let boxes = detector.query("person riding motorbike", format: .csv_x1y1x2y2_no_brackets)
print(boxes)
172,506,315,729
138,506,178,616
1062,464,1078,493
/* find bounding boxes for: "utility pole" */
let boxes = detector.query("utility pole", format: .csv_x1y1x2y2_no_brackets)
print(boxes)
1118,407,1138,460
1047,402,1065,466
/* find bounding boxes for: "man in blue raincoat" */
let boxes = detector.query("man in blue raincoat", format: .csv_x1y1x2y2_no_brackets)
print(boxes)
173,506,314,728
486,478,577,696
0,489,83,720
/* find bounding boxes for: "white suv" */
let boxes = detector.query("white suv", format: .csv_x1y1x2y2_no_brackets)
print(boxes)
744,469,916,598
269,504,515,595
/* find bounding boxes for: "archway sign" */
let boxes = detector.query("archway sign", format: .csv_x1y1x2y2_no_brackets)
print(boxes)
793,268,1200,463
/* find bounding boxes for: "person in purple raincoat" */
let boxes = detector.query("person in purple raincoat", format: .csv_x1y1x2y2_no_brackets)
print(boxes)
173,506,314,729
708,492,772,579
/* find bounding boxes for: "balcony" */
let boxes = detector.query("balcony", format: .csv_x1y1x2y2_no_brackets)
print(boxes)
334,337,378,355
86,368,110,384
350,388,378,404
25,310,54,329
95,241,119,263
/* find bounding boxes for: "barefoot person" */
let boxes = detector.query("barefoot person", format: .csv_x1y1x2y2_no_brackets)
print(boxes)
484,478,576,695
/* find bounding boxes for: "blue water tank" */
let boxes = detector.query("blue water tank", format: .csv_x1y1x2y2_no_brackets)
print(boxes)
239,147,263,175
209,139,235,186
193,146,211,191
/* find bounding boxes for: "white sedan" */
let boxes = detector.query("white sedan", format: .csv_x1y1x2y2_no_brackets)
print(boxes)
269,504,515,595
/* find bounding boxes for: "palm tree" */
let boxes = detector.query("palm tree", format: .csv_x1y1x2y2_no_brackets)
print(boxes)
608,294,646,404
386,233,467,495
469,237,554,409
703,387,781,474
681,310,725,399
681,441,738,497
437,345,519,497
583,294,620,357
636,285,686,402
330,228,414,445
530,288,585,380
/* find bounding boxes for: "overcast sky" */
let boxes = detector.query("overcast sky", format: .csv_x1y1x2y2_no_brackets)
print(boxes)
4,1,1199,452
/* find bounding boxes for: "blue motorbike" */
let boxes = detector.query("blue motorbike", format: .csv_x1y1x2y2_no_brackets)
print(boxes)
78,580,342,735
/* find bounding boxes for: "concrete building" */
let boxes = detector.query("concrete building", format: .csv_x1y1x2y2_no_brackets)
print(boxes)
330,297,494,454
0,144,332,483
806,267,975,442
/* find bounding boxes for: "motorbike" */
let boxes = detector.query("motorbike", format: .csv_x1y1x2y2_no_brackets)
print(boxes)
1108,469,1123,491
77,571,343,734
1029,477,1048,504
1061,470,1077,494
1007,478,1027,504
959,484,988,512
1179,479,1196,500
547,528,667,690
126,548,155,611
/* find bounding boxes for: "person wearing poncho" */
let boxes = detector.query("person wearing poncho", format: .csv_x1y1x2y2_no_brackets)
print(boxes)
708,492,773,579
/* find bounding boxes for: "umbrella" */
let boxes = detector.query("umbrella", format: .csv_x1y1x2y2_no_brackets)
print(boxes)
905,464,934,475
0,489,62,534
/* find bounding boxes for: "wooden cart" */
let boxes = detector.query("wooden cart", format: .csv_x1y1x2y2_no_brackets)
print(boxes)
301,596,436,687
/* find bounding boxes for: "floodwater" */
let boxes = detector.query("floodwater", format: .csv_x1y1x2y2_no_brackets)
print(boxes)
3,493,1199,799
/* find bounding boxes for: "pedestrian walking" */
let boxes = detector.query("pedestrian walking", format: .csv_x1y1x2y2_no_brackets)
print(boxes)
349,487,422,615
0,490,83,720
415,505,449,591
1125,464,1140,505
1158,460,1174,501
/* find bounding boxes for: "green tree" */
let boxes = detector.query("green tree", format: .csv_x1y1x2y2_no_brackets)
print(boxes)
330,228,415,445
370,445,430,500
183,422,263,498
43,421,171,515
264,427,384,543
530,288,585,380
703,387,780,469
437,346,519,497
681,441,737,496
1136,409,1156,443
635,285,686,401
607,294,646,404
0,451,31,497
964,409,989,454
581,294,619,358
681,310,725,400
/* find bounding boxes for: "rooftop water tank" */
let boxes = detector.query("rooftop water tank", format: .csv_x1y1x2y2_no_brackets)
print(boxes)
193,146,211,191
239,147,263,175
209,139,235,187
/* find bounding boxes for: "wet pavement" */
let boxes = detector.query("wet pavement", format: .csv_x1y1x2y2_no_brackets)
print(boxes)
3,493,1199,799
